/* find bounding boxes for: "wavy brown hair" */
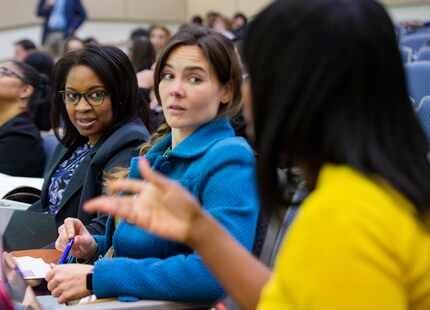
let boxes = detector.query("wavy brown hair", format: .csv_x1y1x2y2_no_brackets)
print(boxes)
107,26,243,183
138,25,243,156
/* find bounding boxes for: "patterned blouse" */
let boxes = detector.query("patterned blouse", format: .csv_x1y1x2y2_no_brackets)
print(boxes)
48,144,92,215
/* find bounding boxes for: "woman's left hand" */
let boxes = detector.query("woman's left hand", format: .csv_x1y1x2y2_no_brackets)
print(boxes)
45,264,93,304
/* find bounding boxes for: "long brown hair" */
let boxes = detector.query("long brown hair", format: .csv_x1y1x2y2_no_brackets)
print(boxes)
107,26,243,183
139,25,243,155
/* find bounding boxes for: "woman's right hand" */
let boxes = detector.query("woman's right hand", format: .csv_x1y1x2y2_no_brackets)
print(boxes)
55,218,97,260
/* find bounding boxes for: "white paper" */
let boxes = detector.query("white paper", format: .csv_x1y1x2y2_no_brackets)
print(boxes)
15,256,51,280
0,173,44,199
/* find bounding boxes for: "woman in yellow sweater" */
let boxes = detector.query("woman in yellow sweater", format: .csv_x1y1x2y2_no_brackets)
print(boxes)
84,0,430,309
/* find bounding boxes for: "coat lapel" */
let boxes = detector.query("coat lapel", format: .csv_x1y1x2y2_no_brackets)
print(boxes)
40,147,69,203
54,146,98,214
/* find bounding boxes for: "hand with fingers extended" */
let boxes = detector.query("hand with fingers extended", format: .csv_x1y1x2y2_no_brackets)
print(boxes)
55,218,97,260
46,264,93,304
84,159,206,246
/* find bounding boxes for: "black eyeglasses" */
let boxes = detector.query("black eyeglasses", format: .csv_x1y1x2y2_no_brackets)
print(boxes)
0,67,27,83
58,89,110,107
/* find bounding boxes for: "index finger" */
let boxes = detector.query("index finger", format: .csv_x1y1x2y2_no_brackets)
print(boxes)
63,218,77,239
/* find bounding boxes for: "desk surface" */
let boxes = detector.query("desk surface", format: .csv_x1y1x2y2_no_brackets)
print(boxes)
12,249,62,264
37,295,208,310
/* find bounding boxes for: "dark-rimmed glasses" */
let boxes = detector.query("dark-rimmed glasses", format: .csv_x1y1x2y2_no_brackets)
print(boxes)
58,90,109,107
0,67,28,83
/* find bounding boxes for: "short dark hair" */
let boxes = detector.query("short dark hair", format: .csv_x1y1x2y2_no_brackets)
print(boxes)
23,51,54,81
154,25,243,118
244,0,430,217
191,15,203,26
14,39,36,51
52,45,139,148
130,28,149,40
233,12,247,24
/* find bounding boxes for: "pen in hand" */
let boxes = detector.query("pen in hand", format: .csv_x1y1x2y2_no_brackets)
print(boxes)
58,238,75,264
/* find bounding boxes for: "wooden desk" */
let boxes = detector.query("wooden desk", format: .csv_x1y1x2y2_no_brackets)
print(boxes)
11,249,62,264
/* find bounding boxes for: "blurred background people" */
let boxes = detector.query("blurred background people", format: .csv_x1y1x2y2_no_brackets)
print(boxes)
23,51,55,131
0,61,46,177
36,0,87,58
13,39,36,62
149,25,171,56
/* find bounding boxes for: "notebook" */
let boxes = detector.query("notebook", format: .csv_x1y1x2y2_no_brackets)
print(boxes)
0,237,42,310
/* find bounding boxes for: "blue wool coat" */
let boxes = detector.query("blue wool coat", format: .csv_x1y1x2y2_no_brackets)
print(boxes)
92,118,260,302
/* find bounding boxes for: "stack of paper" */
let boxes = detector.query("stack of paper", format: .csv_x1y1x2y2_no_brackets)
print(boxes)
15,256,51,279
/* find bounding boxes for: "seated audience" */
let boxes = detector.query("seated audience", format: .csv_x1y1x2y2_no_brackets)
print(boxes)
47,26,259,304
13,39,36,62
0,61,46,177
86,1,430,309
29,45,149,234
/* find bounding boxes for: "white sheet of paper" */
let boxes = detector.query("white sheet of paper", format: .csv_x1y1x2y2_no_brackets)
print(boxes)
15,256,51,279
0,173,44,199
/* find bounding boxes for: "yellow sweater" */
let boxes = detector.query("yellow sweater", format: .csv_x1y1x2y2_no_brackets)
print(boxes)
258,164,430,310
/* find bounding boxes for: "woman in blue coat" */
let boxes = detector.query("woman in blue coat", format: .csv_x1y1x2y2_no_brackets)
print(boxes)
47,26,260,304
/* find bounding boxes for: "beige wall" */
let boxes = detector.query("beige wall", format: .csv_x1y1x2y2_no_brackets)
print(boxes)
186,0,270,19
0,0,38,29
0,0,429,30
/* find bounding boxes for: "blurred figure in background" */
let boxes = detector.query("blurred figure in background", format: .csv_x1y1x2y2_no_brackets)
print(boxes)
149,25,171,56
211,13,235,40
13,39,36,62
232,12,247,31
129,37,156,73
0,61,47,177
232,12,248,41
36,0,87,58
23,51,55,131
129,27,149,41
64,36,85,53
190,15,203,27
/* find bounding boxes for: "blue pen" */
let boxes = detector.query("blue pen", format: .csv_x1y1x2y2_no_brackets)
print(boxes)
58,238,74,264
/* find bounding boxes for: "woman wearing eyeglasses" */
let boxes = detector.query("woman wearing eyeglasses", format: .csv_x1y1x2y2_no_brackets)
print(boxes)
29,45,149,235
0,61,46,177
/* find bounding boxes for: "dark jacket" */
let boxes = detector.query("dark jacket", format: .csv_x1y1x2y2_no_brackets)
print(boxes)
0,113,45,177
30,121,149,234
36,0,87,44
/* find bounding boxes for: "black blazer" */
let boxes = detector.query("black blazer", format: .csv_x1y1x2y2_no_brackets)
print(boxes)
0,113,45,177
30,121,149,234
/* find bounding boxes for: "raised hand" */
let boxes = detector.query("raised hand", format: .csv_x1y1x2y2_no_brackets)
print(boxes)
55,218,97,260
84,159,205,245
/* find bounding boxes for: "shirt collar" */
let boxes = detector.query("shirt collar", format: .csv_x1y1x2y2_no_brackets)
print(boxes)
146,118,235,160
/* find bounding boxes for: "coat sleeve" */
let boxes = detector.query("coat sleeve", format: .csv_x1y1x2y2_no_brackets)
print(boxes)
92,142,260,302
36,0,52,17
67,0,87,35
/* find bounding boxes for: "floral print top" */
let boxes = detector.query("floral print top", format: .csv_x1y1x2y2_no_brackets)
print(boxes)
48,144,92,214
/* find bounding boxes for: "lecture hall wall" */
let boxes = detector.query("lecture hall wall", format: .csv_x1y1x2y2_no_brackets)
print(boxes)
1,0,429,30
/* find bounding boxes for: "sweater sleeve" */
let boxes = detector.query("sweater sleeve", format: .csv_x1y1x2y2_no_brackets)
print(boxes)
92,142,260,302
258,196,407,310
